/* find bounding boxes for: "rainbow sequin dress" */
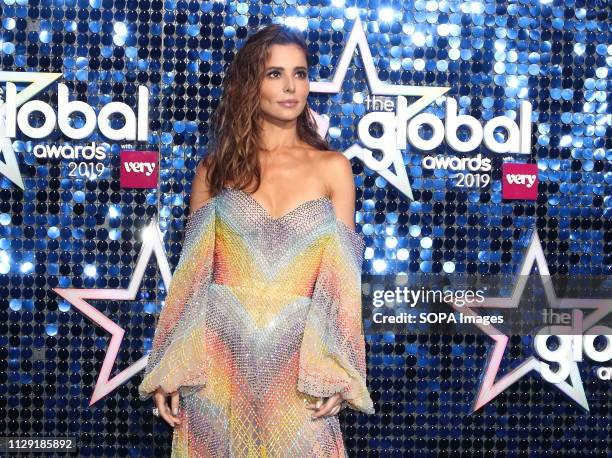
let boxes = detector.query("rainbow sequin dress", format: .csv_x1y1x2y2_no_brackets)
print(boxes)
138,187,374,457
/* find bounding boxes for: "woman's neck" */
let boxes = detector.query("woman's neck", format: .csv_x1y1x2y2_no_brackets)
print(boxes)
259,117,301,152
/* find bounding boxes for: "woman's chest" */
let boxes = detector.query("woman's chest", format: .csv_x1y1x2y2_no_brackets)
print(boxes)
209,188,336,279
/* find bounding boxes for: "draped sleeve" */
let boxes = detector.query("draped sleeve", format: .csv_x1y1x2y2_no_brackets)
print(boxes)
138,198,216,401
297,219,375,415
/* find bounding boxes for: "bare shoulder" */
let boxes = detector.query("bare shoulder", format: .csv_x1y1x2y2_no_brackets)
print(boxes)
316,149,352,168
189,159,214,214
315,150,354,195
315,150,356,228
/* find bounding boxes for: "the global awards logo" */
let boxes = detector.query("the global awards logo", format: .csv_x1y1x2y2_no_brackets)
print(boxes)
0,72,149,188
310,17,533,201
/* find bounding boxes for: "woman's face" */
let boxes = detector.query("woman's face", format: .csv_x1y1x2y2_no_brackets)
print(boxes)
259,44,309,124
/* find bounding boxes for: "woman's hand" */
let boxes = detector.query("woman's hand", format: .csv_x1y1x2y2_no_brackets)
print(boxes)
153,388,182,428
306,393,343,419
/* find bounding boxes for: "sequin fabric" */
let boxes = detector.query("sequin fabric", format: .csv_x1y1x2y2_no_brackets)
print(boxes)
138,187,374,457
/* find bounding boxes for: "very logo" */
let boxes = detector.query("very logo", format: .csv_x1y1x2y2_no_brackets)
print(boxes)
123,161,156,177
505,173,537,188
120,150,159,189
501,162,538,200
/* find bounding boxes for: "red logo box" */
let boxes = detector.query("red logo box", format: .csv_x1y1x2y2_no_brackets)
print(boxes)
120,150,159,189
502,163,538,200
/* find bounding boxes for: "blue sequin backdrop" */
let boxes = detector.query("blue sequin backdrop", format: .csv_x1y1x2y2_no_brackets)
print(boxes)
0,0,610,456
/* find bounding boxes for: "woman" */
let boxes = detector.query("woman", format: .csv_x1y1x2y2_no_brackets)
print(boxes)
138,23,375,457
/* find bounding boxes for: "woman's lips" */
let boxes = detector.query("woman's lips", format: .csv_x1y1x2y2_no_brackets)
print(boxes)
278,101,298,107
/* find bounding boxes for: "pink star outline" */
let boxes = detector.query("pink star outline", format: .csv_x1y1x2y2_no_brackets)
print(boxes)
447,230,611,412
52,217,173,406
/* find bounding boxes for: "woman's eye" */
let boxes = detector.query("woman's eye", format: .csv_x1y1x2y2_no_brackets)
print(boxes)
296,71,307,78
268,71,280,78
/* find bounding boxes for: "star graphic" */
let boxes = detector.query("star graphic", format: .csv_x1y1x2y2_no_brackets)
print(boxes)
446,230,611,412
0,72,62,189
52,217,173,406
308,16,450,201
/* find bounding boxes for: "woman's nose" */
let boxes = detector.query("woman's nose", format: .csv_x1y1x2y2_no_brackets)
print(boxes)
284,77,295,93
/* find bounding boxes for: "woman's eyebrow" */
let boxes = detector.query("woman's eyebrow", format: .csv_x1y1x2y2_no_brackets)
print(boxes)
265,65,308,71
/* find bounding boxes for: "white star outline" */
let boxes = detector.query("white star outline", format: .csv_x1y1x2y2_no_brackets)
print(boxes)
53,218,173,405
0,72,63,189
446,230,611,412
308,17,450,201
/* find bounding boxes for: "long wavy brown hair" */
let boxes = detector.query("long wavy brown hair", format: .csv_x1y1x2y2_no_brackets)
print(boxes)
200,24,330,196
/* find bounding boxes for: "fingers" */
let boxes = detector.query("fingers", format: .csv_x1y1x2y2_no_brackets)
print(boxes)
171,391,180,417
153,390,181,428
309,394,343,419
305,398,323,411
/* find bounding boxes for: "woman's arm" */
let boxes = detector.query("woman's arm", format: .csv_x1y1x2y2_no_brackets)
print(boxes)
189,159,213,213
138,158,218,403
321,152,357,229
299,150,375,416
